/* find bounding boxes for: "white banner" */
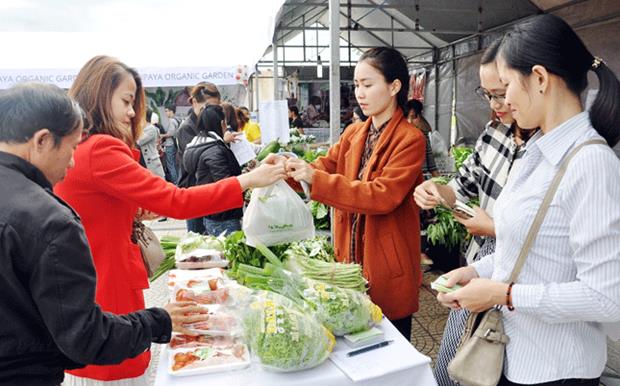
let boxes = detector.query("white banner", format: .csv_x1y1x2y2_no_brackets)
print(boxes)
0,66,252,90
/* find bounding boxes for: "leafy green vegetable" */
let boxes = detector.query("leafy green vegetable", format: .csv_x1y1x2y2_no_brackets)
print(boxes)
242,290,335,371
224,231,290,279
309,201,330,230
452,146,474,171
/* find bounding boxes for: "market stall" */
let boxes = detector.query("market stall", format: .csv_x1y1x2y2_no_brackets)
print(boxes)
150,226,436,386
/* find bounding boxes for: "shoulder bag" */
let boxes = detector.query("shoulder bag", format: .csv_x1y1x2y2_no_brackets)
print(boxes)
131,219,166,279
447,139,607,386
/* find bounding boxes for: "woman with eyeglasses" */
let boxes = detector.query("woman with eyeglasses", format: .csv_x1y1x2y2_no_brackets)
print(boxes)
413,38,537,386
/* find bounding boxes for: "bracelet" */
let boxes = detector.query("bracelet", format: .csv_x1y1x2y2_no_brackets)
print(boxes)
506,282,515,311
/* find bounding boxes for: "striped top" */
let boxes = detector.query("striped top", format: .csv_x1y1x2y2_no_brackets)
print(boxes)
471,112,620,383
449,121,529,263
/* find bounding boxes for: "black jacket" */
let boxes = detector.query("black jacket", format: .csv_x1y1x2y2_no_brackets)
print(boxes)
180,133,243,221
177,111,198,158
0,151,171,386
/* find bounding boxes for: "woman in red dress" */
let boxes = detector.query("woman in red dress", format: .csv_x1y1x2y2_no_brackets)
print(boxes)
55,55,285,385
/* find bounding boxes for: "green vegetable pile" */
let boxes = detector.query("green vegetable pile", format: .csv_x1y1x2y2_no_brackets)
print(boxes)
236,244,381,336
224,231,335,279
224,231,291,278
284,248,366,292
242,290,335,372
150,235,180,282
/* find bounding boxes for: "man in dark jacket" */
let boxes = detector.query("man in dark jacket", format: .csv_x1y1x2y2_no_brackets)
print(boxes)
0,83,203,386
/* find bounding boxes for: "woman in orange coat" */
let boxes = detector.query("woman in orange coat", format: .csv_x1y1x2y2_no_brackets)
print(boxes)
55,56,285,385
285,47,426,339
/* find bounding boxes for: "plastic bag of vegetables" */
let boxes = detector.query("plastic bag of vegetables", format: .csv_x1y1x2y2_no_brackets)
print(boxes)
242,290,335,372
242,180,315,247
237,244,382,336
300,278,382,336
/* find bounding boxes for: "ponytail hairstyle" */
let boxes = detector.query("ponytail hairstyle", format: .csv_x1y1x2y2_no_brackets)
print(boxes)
197,104,226,137
498,14,620,146
358,47,410,111
189,82,221,104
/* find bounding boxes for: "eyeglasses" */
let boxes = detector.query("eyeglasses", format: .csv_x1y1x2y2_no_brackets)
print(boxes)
475,86,506,104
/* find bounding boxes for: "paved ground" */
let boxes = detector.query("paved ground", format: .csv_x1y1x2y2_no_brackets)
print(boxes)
143,218,620,385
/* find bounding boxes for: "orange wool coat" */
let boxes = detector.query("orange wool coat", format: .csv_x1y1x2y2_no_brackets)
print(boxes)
310,108,425,319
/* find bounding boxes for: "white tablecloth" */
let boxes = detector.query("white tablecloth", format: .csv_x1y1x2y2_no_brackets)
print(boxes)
154,319,437,386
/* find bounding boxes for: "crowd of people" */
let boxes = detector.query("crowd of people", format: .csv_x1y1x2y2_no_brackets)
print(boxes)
0,12,619,386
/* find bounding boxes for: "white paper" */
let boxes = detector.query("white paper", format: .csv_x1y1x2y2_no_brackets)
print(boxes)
230,134,256,166
329,320,432,383
259,100,290,144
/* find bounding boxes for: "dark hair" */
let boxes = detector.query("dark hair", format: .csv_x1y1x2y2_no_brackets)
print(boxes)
404,99,424,117
164,104,176,113
353,106,368,122
190,82,220,104
359,47,410,110
221,102,239,132
197,104,225,137
499,14,620,146
289,105,299,116
481,38,502,65
145,109,153,123
236,108,249,126
70,55,145,146
0,83,82,146
239,106,249,114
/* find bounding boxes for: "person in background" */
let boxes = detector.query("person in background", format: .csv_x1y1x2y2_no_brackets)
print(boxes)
352,105,368,124
177,82,222,234
237,106,261,144
405,99,439,267
280,47,426,340
0,83,205,386
177,82,220,158
162,104,181,184
137,110,165,179
182,104,243,236
435,14,620,385
415,38,537,386
406,99,439,178
221,102,239,133
54,56,286,385
289,105,305,134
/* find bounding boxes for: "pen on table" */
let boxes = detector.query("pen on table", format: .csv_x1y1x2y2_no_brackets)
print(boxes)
346,340,394,357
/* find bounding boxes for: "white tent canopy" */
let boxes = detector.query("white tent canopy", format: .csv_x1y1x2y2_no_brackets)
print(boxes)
0,0,285,88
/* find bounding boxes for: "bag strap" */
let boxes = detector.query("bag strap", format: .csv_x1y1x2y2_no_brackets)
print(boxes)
507,138,607,283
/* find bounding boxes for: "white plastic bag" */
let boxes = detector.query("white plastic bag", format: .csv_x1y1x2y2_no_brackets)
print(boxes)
243,180,315,247
430,131,453,172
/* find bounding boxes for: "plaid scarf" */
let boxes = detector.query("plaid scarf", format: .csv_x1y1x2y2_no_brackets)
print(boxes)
449,121,539,263
349,119,389,263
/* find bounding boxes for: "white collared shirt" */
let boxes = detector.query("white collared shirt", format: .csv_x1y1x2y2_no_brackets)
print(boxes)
471,112,620,383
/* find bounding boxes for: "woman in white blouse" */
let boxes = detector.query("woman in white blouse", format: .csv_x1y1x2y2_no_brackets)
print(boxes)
437,14,620,386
